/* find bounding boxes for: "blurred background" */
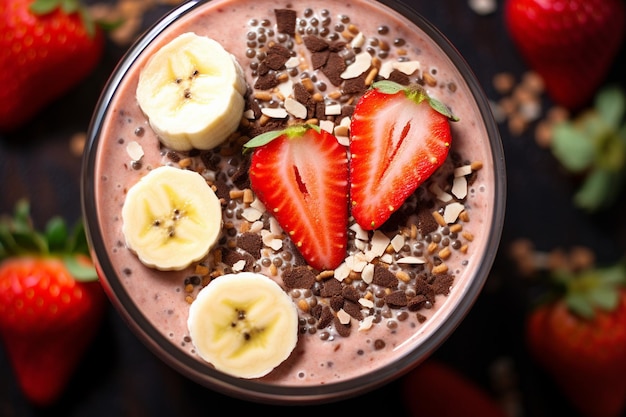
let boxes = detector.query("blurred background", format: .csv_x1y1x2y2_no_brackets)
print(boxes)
1,0,625,416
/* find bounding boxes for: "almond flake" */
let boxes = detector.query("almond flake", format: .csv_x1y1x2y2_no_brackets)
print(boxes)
337,309,351,325
365,230,390,261
277,78,293,100
325,103,342,115
350,222,369,241
391,234,405,252
454,164,473,177
249,220,264,233
379,253,393,264
126,141,144,161
396,256,426,264
350,31,366,48
358,315,375,331
341,51,372,79
269,216,282,235
335,134,350,147
393,60,420,75
451,176,468,199
319,119,334,133
359,298,374,308
285,56,300,68
334,262,351,281
243,109,256,119
242,206,263,222
429,183,453,202
232,259,246,272
379,61,394,78
261,107,288,119
361,263,375,284
443,202,465,224
250,198,266,212
285,97,307,119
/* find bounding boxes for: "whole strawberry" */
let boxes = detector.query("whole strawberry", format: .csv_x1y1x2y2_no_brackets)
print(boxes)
505,0,626,111
0,0,105,132
0,200,107,406
526,260,626,417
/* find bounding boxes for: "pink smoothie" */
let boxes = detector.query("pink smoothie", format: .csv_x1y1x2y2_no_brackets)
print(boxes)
88,0,503,394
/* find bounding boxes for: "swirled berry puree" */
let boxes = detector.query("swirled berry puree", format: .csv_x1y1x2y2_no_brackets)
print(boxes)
94,0,497,385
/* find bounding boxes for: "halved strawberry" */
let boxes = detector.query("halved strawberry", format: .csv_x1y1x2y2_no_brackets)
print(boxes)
245,124,349,271
349,81,457,230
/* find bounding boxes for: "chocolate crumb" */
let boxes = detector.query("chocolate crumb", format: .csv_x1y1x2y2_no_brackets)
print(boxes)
334,316,351,337
236,232,263,259
342,300,363,320
416,312,427,323
254,73,280,90
303,35,329,52
407,294,428,311
343,72,368,94
320,278,343,297
311,50,330,70
341,285,360,302
322,52,347,86
372,265,399,288
221,248,255,270
265,44,291,70
317,305,334,329
212,177,230,201
387,69,411,85
385,290,408,308
431,274,454,295
330,294,344,311
230,156,251,190
415,206,439,235
283,265,316,289
274,9,296,35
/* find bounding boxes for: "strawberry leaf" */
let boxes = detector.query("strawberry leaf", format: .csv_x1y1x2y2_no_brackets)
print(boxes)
551,122,595,172
243,124,321,150
596,85,625,129
0,200,98,282
45,217,68,253
30,0,62,14
372,81,459,121
573,167,619,211
63,255,98,282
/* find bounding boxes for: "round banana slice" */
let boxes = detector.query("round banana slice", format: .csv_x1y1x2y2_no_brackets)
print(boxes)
188,272,299,379
136,32,247,151
121,165,222,271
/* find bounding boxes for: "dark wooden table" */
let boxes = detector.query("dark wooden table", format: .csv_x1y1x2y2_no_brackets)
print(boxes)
2,0,625,416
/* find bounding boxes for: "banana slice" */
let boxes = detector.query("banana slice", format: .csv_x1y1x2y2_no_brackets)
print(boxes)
136,32,247,151
188,272,299,379
121,165,222,271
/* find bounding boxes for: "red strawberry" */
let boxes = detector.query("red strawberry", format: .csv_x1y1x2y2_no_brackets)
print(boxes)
0,200,107,406
525,261,626,417
401,359,508,417
0,0,105,132
505,0,626,111
349,81,456,230
245,124,349,271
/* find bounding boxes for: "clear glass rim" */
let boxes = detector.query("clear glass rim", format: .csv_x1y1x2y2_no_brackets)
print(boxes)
81,0,506,405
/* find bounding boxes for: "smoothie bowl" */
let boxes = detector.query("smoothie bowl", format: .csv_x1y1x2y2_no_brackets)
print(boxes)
81,0,505,404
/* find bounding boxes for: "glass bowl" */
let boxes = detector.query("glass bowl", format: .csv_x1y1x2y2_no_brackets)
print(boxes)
82,0,505,405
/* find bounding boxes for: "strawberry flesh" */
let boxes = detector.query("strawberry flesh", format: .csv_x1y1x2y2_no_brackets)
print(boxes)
248,126,349,271
349,84,453,230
